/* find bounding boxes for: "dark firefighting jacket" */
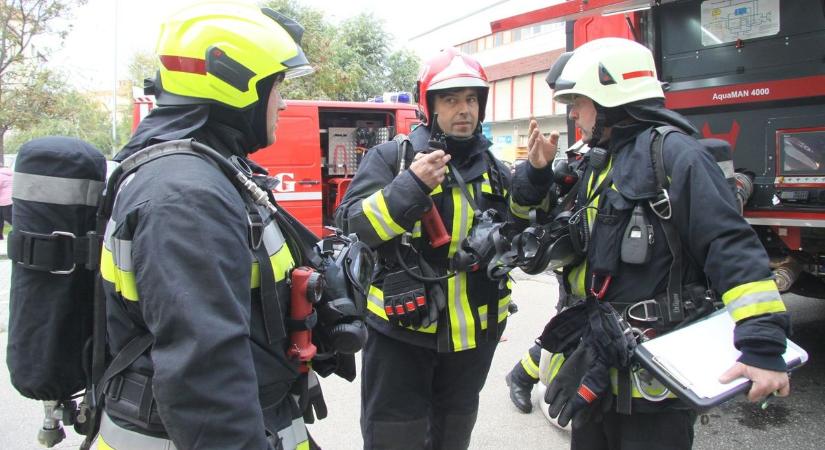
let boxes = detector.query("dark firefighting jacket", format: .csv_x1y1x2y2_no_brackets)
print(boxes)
100,129,307,449
514,118,790,399
336,125,534,352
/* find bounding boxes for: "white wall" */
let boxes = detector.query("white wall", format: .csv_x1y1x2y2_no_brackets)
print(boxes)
406,0,566,59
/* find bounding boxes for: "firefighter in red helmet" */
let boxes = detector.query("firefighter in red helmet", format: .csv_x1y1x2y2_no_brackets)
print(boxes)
336,48,539,449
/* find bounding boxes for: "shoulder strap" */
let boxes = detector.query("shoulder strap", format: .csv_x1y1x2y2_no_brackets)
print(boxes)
650,125,683,192
393,134,414,176
649,126,686,324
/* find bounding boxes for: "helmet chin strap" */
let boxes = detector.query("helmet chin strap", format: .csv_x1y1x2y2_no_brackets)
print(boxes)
588,109,607,147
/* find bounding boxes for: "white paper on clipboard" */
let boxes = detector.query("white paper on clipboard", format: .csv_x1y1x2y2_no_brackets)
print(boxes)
639,309,808,399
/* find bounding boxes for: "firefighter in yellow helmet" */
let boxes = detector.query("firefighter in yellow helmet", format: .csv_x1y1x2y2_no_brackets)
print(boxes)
511,37,791,449
97,2,324,449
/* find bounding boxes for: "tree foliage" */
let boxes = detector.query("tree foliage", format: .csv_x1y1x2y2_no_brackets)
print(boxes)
0,0,88,157
264,0,420,101
4,70,116,154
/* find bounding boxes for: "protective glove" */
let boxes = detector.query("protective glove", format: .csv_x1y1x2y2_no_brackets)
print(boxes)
586,298,636,369
545,342,605,428
382,266,430,329
536,299,588,355
301,372,328,424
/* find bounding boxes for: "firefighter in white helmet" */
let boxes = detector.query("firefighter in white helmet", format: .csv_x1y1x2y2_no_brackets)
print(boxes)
510,37,791,449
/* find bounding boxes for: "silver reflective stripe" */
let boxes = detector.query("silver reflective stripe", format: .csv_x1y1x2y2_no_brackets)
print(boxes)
12,172,103,206
103,218,117,251
110,237,133,272
451,187,472,350
277,417,308,450
103,218,133,271
717,160,735,180
98,413,176,450
362,192,397,240
262,222,287,256
725,289,779,313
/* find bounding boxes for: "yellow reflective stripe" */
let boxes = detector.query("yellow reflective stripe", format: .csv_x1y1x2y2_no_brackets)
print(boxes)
97,436,115,450
568,263,587,299
271,244,295,282
543,354,675,399
366,285,385,317
481,172,492,194
251,245,295,288
431,184,443,195
448,186,476,350
520,351,540,379
412,221,422,238
586,158,613,230
567,160,613,298
609,367,675,398
101,247,139,301
510,201,531,219
277,417,309,450
478,295,511,329
362,190,405,241
722,279,786,321
545,353,566,380
366,285,437,333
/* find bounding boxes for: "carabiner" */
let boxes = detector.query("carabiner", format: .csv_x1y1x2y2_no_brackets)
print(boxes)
590,274,612,300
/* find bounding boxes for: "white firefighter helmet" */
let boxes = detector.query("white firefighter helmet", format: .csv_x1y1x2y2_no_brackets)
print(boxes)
550,37,664,107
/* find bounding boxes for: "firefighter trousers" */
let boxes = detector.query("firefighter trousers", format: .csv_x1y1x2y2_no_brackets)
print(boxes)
360,329,498,450
571,406,697,450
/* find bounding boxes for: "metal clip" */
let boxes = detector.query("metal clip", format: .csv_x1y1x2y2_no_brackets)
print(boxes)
626,299,660,323
648,188,672,220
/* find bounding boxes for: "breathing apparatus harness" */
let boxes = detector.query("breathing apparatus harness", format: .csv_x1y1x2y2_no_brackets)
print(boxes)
54,139,373,448
381,116,511,337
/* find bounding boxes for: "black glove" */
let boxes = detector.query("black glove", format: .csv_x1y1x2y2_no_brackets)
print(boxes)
537,300,588,354
382,267,430,329
385,291,429,329
586,298,636,369
545,342,607,428
302,372,328,424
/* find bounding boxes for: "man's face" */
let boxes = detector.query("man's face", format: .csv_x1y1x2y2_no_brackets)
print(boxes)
265,78,287,146
432,88,480,138
568,95,597,143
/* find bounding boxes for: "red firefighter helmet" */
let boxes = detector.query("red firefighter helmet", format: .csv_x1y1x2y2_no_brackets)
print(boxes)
414,48,489,125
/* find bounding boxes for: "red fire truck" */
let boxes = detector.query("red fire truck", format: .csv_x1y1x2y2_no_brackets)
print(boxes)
492,0,825,298
133,98,419,236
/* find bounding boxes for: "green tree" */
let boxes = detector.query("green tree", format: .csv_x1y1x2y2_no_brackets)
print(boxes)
4,70,115,154
263,0,419,101
0,0,88,160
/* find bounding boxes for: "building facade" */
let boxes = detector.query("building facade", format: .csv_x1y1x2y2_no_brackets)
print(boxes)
408,0,571,164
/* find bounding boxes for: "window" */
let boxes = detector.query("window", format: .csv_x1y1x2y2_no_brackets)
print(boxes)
778,128,825,175
518,134,528,147
513,28,521,41
494,32,503,46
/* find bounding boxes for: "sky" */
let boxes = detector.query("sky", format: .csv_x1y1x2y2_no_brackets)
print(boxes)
48,0,500,92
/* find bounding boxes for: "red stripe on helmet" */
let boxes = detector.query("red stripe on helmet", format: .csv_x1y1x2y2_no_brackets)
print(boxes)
622,70,654,80
160,55,207,75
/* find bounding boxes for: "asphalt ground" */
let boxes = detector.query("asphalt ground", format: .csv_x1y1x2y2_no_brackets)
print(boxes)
0,237,822,449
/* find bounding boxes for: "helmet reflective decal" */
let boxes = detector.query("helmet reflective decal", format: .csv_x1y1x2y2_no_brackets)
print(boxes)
549,38,664,108
598,63,616,86
159,55,206,75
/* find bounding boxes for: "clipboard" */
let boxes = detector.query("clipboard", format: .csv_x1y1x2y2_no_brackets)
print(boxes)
633,309,808,410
